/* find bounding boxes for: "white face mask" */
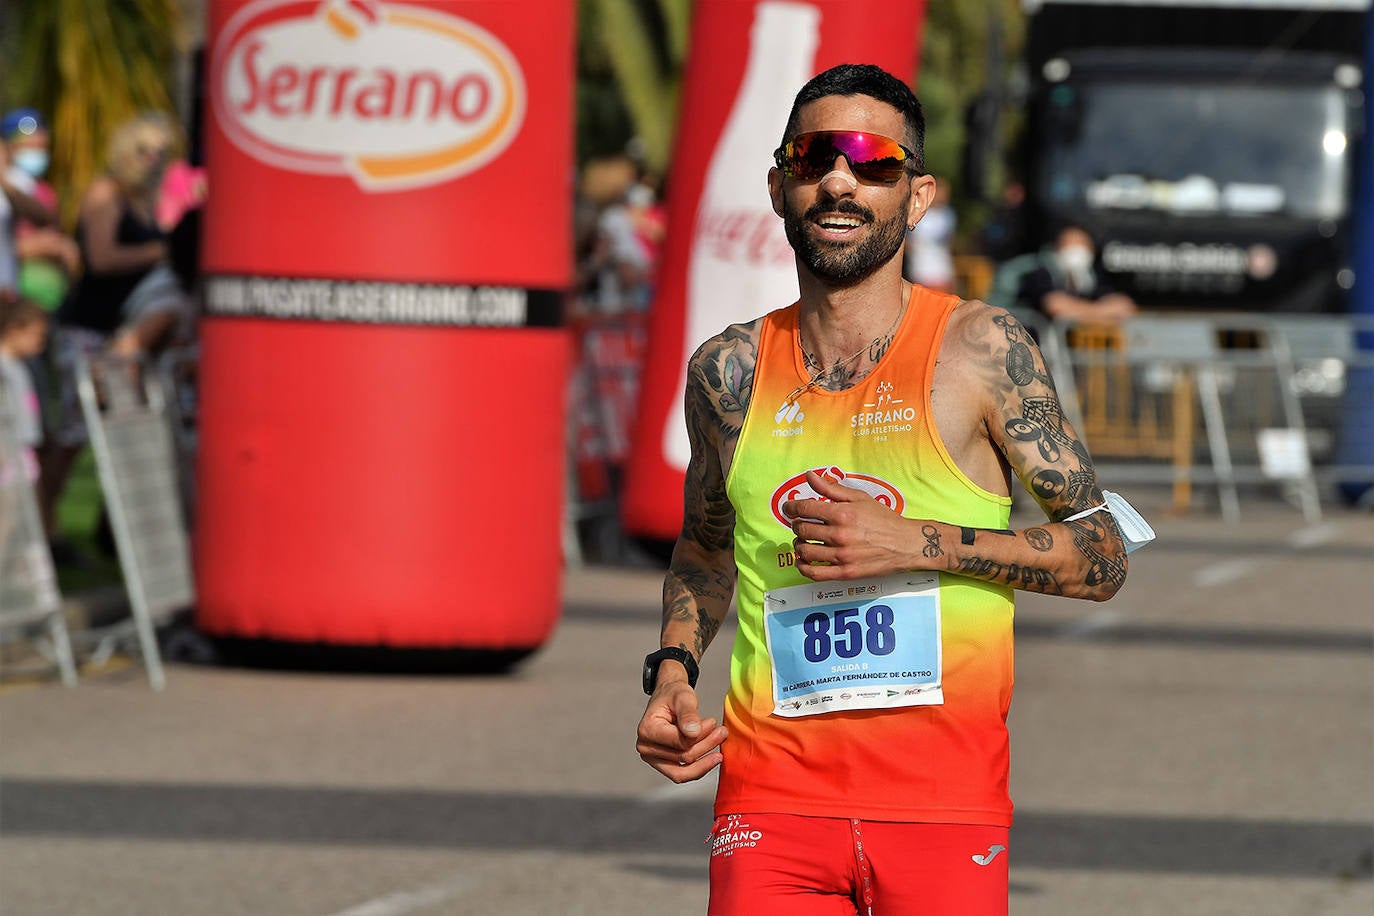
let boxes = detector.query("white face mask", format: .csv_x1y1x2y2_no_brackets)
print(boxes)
1056,244,1094,275
12,148,49,178
1065,490,1156,553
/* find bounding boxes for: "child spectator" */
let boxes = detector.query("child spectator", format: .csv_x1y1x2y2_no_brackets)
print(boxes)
0,291,49,487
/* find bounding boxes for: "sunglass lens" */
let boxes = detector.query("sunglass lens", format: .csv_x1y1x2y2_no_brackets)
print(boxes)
785,133,833,180
783,132,908,183
834,133,907,182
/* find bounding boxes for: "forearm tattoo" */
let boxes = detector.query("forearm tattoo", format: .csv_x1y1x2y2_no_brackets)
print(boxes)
956,555,1065,594
663,563,732,657
923,524,944,557
956,307,1126,596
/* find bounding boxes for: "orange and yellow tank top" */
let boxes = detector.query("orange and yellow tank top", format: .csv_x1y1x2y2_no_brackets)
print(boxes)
718,285,1016,826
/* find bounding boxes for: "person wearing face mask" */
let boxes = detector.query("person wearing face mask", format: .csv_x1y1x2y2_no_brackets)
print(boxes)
1018,224,1137,324
0,109,62,299
1,108,81,312
41,111,190,553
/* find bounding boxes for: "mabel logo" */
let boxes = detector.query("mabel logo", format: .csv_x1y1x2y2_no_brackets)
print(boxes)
772,399,805,437
214,0,526,191
769,466,905,530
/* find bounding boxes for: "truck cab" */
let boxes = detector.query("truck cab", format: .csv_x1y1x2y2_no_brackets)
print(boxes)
1012,0,1368,313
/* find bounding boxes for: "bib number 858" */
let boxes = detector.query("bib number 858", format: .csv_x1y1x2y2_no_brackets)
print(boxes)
802,605,896,662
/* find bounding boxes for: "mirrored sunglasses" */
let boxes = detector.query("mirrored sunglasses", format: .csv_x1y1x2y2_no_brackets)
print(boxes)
773,130,919,184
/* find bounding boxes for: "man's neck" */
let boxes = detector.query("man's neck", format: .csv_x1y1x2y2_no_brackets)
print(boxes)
795,263,911,366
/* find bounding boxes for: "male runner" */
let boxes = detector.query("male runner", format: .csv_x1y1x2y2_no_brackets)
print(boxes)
635,63,1129,915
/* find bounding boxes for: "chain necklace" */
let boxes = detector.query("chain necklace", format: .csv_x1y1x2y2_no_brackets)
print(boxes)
782,295,907,407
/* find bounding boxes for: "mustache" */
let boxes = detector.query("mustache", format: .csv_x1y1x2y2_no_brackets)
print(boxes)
804,199,873,223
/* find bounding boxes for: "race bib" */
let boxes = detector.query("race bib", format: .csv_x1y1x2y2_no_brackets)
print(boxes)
763,573,943,717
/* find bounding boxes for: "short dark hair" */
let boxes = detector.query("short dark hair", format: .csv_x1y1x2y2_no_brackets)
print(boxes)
780,63,926,173
0,290,47,334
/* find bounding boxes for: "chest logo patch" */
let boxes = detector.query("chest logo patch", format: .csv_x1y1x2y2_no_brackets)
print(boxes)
769,466,906,530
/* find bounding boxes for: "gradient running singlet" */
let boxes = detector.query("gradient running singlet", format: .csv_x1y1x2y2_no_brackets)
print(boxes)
718,285,1015,826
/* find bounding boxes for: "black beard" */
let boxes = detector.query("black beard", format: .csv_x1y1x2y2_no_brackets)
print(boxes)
782,195,909,287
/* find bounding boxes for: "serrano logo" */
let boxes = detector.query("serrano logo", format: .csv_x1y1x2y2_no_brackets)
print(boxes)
214,0,526,191
769,466,905,530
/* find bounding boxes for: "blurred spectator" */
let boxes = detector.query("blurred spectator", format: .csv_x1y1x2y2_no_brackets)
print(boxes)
40,111,190,550
2,108,80,311
156,157,206,234
626,171,667,289
903,181,955,291
1,112,61,296
980,179,1029,264
586,178,656,314
158,156,208,320
1018,224,1137,324
0,291,48,490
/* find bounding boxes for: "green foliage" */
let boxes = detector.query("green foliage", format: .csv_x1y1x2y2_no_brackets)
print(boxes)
1,0,181,228
579,0,690,175
577,0,1024,233
919,0,1025,244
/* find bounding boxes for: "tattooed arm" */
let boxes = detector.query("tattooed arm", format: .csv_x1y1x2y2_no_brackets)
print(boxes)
659,348,741,669
637,321,758,783
783,303,1127,601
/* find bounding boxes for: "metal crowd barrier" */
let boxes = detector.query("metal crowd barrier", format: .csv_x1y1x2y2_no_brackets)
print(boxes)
0,369,78,686
1036,311,1374,521
75,352,196,689
158,345,201,526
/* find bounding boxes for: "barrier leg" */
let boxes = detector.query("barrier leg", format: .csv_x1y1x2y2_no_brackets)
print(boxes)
1197,366,1241,521
44,612,79,687
1171,371,1195,514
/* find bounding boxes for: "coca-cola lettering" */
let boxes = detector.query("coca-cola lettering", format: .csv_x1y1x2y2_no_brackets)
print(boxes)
237,40,493,123
695,208,793,266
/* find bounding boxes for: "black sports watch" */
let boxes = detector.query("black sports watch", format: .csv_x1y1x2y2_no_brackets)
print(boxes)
642,647,700,695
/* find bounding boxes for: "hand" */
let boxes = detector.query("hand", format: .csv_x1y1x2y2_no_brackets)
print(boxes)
782,469,917,581
1098,294,1138,320
58,235,81,275
636,680,727,783
108,330,143,358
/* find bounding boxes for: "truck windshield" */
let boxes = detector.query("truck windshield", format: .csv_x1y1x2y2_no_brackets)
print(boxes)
1042,82,1351,220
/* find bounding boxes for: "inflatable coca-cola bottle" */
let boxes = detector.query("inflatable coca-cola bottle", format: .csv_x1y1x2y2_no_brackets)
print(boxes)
664,1,820,470
621,0,928,542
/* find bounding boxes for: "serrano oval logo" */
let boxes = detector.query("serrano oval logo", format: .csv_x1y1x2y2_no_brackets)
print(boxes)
213,0,526,191
769,466,906,529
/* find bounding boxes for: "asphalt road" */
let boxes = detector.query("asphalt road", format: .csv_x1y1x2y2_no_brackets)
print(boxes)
1,496,1371,915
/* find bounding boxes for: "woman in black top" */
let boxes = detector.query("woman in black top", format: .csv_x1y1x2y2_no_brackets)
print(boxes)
41,112,187,546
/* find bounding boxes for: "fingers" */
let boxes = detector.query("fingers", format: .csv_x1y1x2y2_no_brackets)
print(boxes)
805,469,858,500
637,721,728,784
794,538,839,566
671,686,703,739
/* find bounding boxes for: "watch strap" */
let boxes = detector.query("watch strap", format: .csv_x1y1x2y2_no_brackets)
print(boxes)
643,646,699,694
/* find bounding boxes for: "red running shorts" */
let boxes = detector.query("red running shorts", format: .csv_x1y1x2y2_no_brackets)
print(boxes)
707,813,1009,916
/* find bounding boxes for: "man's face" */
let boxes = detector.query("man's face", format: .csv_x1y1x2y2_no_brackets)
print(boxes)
769,94,933,287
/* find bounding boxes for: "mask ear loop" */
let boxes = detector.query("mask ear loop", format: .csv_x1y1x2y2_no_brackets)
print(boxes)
1064,502,1108,523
